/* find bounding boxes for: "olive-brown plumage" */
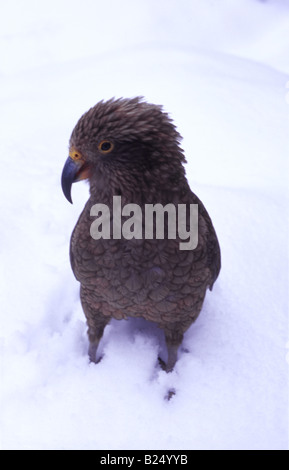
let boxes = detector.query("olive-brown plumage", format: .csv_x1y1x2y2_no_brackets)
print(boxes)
61,97,221,371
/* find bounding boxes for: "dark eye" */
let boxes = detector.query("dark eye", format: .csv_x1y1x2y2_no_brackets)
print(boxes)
98,140,114,154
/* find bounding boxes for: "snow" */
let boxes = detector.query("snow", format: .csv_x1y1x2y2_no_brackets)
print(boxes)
0,0,288,450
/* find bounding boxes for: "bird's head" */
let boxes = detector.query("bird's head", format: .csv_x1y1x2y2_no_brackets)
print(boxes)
61,97,186,203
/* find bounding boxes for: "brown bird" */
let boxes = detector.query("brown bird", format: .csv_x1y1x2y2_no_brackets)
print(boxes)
61,97,221,372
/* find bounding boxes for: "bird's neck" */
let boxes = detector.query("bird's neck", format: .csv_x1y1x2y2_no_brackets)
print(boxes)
88,159,189,206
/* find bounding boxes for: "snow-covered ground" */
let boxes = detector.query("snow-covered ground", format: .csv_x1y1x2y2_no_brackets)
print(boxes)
0,0,288,450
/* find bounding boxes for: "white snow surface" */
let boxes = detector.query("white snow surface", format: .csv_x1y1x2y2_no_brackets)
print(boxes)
0,0,288,450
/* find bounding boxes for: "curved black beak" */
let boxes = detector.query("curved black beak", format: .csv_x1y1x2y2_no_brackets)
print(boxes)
61,156,80,204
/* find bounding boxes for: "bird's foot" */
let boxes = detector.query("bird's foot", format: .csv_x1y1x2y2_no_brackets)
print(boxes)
88,343,103,364
165,388,176,401
158,356,167,371
158,356,174,373
89,354,103,365
157,358,177,400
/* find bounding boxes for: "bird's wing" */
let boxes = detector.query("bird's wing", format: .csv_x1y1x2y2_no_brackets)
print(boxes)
189,190,221,290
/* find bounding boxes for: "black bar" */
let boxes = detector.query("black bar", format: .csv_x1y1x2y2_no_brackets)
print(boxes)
91,451,191,464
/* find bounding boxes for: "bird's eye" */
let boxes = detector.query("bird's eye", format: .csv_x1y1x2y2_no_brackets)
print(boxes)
98,140,114,154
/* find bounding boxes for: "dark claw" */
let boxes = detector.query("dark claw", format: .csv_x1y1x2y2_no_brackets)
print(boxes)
158,356,175,373
165,388,176,401
88,343,103,364
158,356,167,371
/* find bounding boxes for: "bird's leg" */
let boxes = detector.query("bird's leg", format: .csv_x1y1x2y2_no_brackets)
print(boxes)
87,317,110,364
162,329,184,373
80,286,110,364
166,343,180,373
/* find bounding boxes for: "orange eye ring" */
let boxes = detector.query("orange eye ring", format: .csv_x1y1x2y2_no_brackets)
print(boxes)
69,148,83,161
98,140,114,154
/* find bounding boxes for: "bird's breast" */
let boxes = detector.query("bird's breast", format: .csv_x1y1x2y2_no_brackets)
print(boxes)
69,200,212,322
